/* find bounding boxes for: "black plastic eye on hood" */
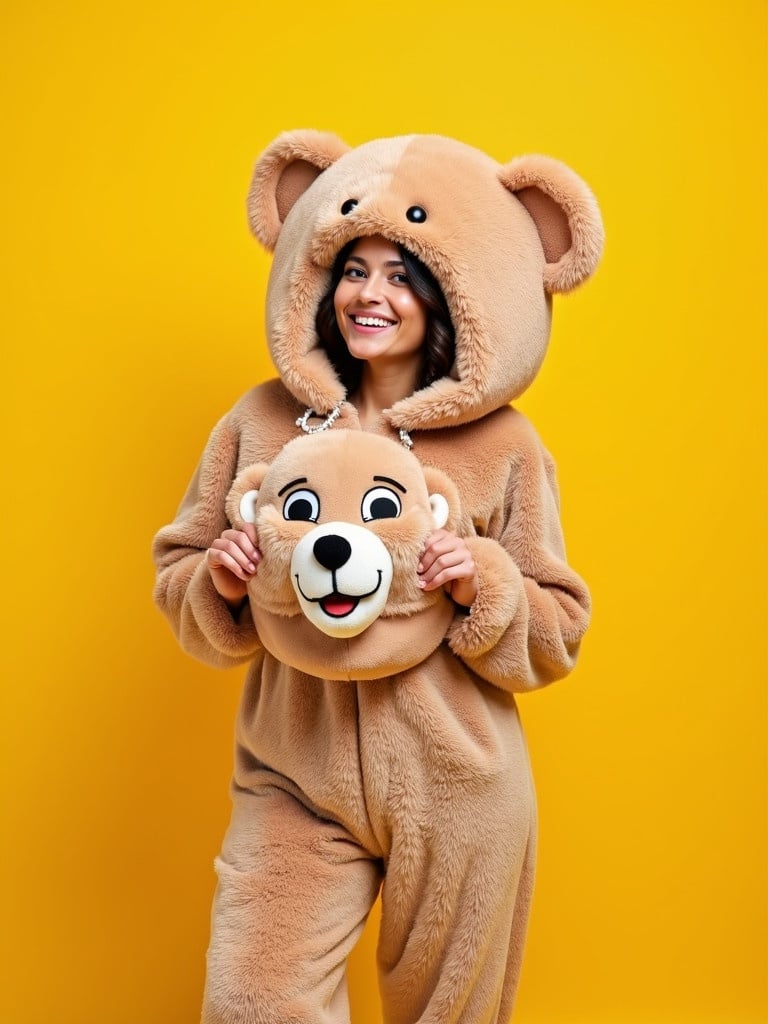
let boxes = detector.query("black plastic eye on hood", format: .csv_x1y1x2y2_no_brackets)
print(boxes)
340,199,358,215
406,206,427,223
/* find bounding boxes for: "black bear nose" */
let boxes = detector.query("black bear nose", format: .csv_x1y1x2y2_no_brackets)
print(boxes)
313,535,351,572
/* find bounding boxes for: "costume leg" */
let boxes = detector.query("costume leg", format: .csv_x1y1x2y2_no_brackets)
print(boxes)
376,776,537,1024
201,777,382,1024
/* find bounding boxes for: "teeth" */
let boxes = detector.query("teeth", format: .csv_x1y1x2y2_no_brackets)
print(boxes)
353,316,393,327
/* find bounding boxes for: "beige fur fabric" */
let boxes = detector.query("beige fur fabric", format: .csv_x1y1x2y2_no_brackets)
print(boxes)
152,131,602,1023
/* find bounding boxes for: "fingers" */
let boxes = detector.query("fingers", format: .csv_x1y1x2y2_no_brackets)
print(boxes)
207,529,262,582
418,530,477,604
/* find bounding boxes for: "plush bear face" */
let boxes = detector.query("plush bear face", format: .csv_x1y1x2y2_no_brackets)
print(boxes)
227,431,460,676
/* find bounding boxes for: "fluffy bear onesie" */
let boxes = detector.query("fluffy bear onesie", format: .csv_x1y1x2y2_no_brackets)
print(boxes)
152,131,603,1024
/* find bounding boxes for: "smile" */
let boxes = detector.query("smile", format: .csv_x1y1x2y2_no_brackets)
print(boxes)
295,572,383,618
351,315,395,328
319,593,360,618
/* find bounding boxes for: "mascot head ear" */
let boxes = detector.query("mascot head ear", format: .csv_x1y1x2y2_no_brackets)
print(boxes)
498,155,604,294
247,130,350,250
429,494,450,530
422,466,462,533
226,463,271,528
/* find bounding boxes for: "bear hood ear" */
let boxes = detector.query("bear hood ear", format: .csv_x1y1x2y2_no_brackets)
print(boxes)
498,154,604,294
226,463,271,528
421,464,462,533
247,130,351,250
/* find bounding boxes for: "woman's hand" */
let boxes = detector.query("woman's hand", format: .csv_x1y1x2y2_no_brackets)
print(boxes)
207,524,261,606
418,529,478,608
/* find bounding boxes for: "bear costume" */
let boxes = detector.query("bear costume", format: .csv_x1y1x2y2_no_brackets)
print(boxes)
152,131,603,1024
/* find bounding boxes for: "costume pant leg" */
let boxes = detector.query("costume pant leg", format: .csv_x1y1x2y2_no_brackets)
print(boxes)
202,777,382,1024
376,772,537,1024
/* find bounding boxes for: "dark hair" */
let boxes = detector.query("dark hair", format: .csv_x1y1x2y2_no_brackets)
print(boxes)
315,239,456,396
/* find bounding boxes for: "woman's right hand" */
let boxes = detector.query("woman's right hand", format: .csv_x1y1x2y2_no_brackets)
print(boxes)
206,524,261,605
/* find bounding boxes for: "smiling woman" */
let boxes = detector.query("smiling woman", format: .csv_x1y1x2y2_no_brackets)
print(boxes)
153,130,603,1024
334,237,428,372
315,235,455,408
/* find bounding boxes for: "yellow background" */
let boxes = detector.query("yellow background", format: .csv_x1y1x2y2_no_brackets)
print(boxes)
2,1,766,1022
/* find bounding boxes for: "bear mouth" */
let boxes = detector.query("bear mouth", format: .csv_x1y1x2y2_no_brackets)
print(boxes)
295,572,383,618
319,593,360,618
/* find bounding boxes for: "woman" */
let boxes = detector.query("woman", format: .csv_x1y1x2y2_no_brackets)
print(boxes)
153,130,600,1024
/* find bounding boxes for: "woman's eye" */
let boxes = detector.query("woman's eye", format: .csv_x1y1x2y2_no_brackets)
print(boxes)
391,273,409,284
361,487,401,522
283,489,321,522
344,266,365,279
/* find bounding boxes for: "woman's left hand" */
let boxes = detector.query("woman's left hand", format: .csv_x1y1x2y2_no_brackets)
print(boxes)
418,529,478,608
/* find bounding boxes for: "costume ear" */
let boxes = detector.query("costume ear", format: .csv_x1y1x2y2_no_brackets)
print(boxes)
422,466,461,532
238,490,260,525
247,130,350,250
498,155,604,294
226,463,271,528
429,495,450,529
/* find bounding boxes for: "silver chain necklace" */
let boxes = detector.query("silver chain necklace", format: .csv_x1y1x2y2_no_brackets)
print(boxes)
296,403,413,450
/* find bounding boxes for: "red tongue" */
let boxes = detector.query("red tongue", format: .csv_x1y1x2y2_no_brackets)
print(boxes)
321,597,356,617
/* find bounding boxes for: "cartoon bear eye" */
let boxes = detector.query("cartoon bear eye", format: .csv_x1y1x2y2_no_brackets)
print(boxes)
340,198,358,215
361,486,401,522
283,489,321,522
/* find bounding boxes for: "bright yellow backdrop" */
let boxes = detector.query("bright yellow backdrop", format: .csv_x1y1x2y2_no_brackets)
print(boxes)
2,2,765,1022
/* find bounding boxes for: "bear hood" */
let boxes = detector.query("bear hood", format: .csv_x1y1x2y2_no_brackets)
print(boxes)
247,132,603,433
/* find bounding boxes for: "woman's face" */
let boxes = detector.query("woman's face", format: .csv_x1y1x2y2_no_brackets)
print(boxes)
333,236,428,370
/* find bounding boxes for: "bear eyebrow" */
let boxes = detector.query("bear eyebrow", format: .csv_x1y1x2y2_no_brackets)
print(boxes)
277,477,308,497
373,475,407,494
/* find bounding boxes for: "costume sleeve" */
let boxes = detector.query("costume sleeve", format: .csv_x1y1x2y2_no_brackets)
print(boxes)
446,427,590,693
152,414,262,669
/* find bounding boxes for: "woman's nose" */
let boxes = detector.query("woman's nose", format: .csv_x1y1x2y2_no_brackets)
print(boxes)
358,272,383,302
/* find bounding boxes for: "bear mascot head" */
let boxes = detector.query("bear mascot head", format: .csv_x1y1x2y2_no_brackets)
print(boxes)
226,430,461,681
